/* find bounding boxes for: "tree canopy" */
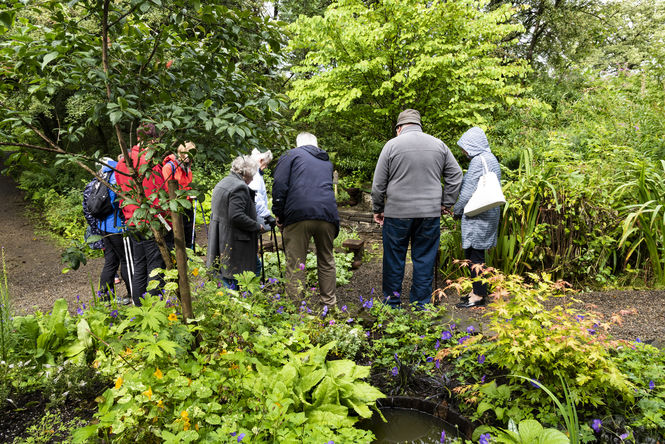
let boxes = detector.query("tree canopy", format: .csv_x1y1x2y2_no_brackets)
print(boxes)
286,0,532,141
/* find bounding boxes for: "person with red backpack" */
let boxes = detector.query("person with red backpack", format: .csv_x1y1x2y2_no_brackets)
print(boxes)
162,141,196,249
115,123,167,306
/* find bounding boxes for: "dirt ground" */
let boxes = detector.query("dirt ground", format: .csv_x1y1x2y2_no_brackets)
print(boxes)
1,169,663,347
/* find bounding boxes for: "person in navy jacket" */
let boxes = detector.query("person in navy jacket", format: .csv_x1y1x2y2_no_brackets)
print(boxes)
272,132,339,307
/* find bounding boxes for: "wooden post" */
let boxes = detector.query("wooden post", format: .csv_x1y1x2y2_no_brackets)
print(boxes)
167,180,194,321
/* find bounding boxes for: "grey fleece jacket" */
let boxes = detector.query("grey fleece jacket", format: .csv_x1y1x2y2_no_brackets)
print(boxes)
453,127,502,250
372,125,463,218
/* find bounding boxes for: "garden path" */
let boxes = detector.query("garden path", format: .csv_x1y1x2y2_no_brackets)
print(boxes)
0,162,105,316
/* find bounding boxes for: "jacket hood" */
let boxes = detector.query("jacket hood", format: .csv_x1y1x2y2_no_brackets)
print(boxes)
300,144,329,161
101,160,118,173
457,127,491,157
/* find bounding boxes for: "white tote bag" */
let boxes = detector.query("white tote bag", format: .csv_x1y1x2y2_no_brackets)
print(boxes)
463,155,506,217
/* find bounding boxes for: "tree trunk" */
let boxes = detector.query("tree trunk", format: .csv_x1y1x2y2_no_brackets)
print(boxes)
167,180,194,321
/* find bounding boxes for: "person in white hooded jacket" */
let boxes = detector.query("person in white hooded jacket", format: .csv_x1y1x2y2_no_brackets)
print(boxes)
452,127,502,308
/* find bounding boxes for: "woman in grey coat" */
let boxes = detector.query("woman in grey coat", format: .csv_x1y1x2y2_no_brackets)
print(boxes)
206,155,264,289
452,127,502,308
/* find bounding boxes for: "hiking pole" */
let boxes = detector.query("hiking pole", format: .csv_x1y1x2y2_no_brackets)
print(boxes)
196,199,208,234
272,225,283,278
259,234,266,284
191,200,197,253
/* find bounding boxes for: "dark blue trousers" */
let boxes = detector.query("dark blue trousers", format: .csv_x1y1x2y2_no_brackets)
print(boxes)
382,217,440,308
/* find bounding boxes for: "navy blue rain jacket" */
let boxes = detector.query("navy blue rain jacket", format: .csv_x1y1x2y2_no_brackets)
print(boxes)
272,145,339,235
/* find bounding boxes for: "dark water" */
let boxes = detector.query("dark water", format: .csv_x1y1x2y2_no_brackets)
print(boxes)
360,408,460,444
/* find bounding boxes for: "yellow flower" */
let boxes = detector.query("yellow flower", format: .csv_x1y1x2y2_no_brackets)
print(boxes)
168,313,177,322
115,377,123,389
156,400,164,408
143,387,153,399
195,423,199,431
192,268,199,277
181,410,189,419
92,360,100,369
154,368,163,379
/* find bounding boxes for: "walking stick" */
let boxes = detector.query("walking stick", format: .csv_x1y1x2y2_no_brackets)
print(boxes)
196,200,208,233
191,200,197,253
272,225,283,278
259,234,266,284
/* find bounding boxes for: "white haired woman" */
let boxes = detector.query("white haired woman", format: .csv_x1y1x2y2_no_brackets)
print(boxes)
249,148,275,277
206,155,265,289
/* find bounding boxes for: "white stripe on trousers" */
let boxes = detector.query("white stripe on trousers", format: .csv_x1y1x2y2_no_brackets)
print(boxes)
123,234,135,303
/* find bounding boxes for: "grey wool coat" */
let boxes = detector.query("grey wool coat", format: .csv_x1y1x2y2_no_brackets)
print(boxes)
206,172,262,279
453,127,502,250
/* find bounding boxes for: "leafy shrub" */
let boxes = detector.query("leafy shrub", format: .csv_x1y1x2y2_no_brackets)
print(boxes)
262,250,354,286
72,283,383,443
440,272,636,425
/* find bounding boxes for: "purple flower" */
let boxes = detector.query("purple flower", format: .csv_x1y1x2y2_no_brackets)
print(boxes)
435,340,440,350
230,432,236,436
110,310,119,318
365,331,370,338
587,328,596,335
341,305,347,312
440,430,446,443
467,325,475,333
530,379,540,388
591,419,602,433
480,375,486,383
371,288,375,294
458,335,469,344
435,359,440,369
649,380,655,390
391,366,398,376
347,318,354,323
576,315,584,321
450,323,456,330
322,305,328,317
478,354,486,364
276,306,284,314
619,432,629,440
299,263,305,271
636,337,642,343
328,320,335,326
479,433,491,444
237,432,245,442
426,356,433,362
77,308,84,316
441,331,452,341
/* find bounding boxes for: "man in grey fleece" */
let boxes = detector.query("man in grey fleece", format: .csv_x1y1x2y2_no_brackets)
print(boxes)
372,109,463,308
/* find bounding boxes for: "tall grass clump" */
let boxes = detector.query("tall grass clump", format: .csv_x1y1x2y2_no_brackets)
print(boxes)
616,160,665,285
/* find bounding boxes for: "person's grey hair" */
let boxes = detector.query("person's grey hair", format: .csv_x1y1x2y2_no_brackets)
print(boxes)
230,155,259,180
251,148,273,164
296,132,318,148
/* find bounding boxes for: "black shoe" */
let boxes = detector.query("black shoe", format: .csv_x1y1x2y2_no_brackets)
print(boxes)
459,295,469,302
455,298,485,308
